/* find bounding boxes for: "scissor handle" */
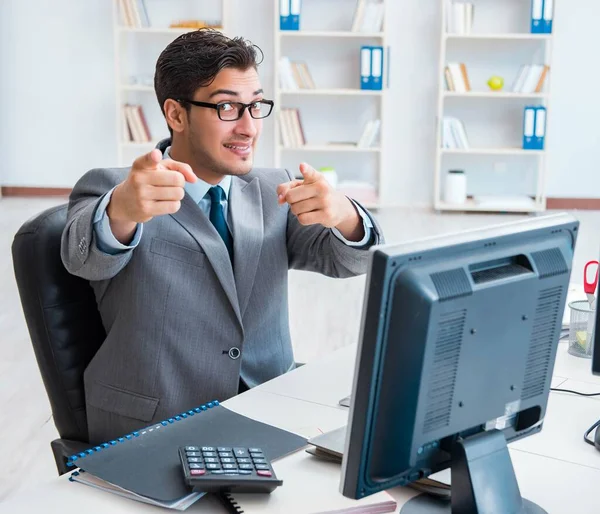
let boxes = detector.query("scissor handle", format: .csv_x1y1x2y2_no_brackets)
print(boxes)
584,260,599,294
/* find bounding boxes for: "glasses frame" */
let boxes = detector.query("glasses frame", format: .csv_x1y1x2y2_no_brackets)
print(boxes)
177,98,275,121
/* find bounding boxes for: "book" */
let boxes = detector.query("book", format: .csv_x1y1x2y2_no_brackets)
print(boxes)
441,117,469,149
511,65,550,93
351,0,385,33
220,449,397,513
66,401,308,509
118,0,151,28
446,2,474,35
446,63,470,92
278,108,306,148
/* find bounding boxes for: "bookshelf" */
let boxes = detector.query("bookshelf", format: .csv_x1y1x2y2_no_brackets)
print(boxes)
434,0,555,213
112,0,228,166
273,0,389,209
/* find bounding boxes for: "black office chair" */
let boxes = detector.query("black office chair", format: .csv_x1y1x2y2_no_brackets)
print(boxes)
12,204,106,475
12,203,306,475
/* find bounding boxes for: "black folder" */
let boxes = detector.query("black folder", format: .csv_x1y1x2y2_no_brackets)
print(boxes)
67,401,307,505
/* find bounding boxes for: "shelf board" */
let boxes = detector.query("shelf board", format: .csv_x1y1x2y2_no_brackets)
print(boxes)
443,91,548,99
278,88,383,96
118,27,223,35
121,85,154,92
436,199,542,213
278,144,381,153
444,33,552,40
440,148,545,156
278,30,384,38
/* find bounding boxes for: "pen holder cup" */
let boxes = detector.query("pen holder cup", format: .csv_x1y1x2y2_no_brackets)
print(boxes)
567,300,596,359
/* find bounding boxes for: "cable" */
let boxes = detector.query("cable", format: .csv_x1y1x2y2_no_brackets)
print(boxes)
550,387,600,397
584,419,600,447
550,388,600,447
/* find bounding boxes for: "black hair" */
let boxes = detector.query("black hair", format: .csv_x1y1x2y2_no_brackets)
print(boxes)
154,28,264,134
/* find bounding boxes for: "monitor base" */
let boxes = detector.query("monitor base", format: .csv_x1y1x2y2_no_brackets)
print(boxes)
401,429,547,514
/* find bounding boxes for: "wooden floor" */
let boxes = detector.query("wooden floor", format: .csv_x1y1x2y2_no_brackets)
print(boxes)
1,196,598,502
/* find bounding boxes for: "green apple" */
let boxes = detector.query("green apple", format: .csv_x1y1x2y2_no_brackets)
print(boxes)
487,76,504,91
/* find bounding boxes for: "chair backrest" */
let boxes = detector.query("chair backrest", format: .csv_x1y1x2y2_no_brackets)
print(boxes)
12,204,105,442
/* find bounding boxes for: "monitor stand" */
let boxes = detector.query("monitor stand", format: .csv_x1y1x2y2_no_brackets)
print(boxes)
400,429,547,514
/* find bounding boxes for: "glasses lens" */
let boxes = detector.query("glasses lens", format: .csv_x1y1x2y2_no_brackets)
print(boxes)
249,101,272,119
217,102,242,121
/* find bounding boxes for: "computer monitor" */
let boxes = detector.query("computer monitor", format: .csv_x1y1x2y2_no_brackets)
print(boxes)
340,213,579,514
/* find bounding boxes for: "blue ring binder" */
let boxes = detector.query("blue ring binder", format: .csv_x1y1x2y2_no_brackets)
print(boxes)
66,400,220,466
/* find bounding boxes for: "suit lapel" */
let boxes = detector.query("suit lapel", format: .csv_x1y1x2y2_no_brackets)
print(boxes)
229,176,263,318
169,195,242,328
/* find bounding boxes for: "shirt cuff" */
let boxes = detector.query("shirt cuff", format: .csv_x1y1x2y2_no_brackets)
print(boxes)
331,199,374,248
93,187,143,255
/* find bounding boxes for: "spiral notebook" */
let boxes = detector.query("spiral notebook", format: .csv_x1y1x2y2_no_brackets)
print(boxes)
66,401,308,510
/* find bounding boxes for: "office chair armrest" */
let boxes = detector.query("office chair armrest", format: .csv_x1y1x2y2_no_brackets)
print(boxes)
51,438,92,476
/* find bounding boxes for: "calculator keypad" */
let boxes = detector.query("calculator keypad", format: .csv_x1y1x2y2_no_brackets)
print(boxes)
183,446,272,476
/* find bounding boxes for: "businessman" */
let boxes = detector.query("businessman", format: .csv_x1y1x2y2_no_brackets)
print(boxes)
61,29,384,443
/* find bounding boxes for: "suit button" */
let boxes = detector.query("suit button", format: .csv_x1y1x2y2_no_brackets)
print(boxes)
228,347,241,360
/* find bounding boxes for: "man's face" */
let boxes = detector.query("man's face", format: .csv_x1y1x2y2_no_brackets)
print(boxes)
186,67,264,178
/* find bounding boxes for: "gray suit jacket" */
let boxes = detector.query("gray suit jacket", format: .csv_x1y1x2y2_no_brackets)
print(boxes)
61,141,384,443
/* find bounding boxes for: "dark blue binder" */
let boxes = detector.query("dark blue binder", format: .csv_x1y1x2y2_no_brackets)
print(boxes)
67,401,307,503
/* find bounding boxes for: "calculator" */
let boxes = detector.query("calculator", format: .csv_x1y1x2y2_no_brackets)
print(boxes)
178,446,283,494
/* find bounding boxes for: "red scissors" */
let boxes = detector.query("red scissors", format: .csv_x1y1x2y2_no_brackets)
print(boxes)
584,260,599,310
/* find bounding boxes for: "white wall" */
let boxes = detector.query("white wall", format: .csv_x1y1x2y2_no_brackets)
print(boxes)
0,0,597,200
544,2,600,197
0,0,116,188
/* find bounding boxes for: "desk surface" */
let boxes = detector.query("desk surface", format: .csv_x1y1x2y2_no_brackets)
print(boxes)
3,341,600,514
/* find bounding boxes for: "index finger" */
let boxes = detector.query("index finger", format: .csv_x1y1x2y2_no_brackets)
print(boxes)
277,180,302,204
158,159,197,183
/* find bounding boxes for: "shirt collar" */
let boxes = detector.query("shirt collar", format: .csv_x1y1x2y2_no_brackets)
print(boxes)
163,146,232,205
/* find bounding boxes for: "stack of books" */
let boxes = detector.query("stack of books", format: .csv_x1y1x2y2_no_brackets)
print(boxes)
441,117,469,149
444,63,471,92
122,105,152,143
357,120,381,148
278,58,316,90
117,0,150,28
512,65,550,94
278,109,306,148
445,2,474,34
351,0,385,33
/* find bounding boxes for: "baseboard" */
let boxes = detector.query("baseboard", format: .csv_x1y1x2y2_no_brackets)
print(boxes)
1,186,72,197
546,198,600,210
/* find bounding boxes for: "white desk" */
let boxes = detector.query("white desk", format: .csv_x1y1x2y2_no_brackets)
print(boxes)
3,342,600,513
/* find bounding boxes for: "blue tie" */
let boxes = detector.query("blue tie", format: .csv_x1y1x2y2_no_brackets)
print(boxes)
207,186,233,261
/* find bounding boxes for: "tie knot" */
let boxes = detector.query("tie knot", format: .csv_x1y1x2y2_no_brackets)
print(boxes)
208,185,225,203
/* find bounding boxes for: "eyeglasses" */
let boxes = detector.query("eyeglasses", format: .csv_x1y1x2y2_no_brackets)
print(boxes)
177,99,274,121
